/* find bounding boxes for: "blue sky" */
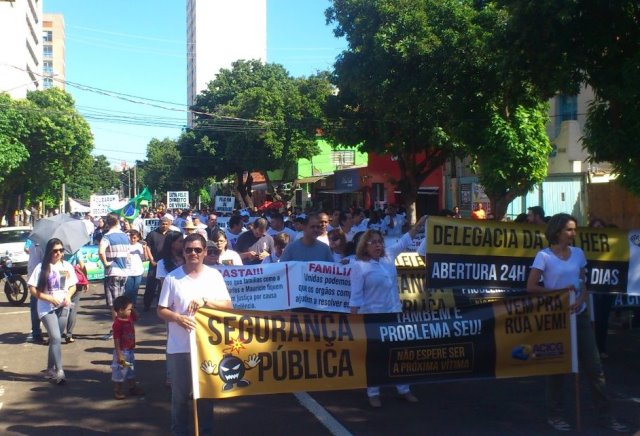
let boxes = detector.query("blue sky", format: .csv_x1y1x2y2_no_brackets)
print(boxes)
43,0,346,167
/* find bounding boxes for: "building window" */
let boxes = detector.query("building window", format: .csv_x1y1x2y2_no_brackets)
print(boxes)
331,150,355,167
43,45,53,59
555,94,577,137
371,183,386,208
43,61,53,75
43,30,52,42
43,77,53,89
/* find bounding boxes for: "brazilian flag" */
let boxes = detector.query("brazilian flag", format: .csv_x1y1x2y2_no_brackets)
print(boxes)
110,187,153,221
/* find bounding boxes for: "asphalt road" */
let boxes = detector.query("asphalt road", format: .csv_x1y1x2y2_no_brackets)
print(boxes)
0,283,638,435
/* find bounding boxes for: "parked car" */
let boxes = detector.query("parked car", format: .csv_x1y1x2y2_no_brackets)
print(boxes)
0,226,31,275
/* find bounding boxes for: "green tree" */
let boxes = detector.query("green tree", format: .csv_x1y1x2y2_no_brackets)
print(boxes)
0,89,93,222
141,137,183,195
471,103,551,218
501,0,640,194
326,0,551,220
182,60,332,208
66,154,120,200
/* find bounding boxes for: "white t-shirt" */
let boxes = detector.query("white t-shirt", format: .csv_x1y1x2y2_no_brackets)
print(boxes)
267,226,297,240
127,242,145,276
27,260,78,319
219,249,242,266
349,233,412,314
158,266,232,354
531,246,587,314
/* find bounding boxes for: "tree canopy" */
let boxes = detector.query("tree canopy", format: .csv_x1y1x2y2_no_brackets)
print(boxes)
501,0,640,194
0,88,94,220
180,60,333,207
325,0,551,220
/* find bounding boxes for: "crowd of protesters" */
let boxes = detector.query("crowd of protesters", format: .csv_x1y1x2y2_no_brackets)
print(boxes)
19,201,636,434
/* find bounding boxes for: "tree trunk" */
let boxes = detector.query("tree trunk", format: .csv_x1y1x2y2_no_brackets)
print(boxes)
235,172,254,210
489,191,519,221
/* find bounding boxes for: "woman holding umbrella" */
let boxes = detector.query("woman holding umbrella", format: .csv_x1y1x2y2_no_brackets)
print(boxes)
27,238,78,385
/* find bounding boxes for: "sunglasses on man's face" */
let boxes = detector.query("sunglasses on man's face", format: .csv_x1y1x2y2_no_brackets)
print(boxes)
184,247,204,254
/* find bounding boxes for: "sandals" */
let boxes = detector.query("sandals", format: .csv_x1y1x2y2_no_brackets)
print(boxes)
114,391,126,400
600,417,630,433
547,417,572,432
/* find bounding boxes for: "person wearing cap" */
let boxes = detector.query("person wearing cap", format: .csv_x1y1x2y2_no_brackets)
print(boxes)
239,209,251,229
182,220,197,237
235,218,275,265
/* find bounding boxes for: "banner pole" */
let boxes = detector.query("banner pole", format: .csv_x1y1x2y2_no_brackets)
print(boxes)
193,398,200,436
575,372,581,432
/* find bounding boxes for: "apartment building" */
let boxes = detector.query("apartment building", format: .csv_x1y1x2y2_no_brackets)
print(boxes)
0,0,43,98
42,13,65,90
186,0,266,125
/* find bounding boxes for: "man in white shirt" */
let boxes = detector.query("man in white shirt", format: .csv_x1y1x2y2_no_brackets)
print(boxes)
382,204,405,238
157,233,232,436
267,212,297,240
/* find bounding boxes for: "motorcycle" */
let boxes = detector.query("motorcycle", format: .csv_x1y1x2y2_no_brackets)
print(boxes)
2,255,28,305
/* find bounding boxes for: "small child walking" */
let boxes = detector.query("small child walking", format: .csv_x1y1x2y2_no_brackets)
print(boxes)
111,295,144,399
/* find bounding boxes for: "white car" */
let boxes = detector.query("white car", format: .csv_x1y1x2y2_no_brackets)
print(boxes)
0,226,31,274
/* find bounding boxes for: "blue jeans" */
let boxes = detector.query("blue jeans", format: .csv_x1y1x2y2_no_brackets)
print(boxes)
167,353,214,436
41,306,70,371
30,294,42,338
66,286,84,336
124,275,142,307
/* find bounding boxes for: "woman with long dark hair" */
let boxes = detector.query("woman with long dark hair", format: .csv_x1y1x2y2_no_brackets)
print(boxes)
155,231,185,291
27,238,78,385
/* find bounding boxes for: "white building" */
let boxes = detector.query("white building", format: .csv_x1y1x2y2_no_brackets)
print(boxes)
186,0,267,125
0,0,43,98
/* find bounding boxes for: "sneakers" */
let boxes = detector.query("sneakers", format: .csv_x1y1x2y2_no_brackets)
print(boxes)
547,417,572,432
600,417,630,433
400,392,418,403
53,369,66,385
368,395,382,408
102,331,113,341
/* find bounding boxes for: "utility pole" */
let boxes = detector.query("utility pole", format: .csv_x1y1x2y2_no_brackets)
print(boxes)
133,165,137,196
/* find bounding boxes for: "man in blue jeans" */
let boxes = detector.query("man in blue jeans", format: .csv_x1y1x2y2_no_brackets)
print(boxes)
157,234,232,436
25,239,44,342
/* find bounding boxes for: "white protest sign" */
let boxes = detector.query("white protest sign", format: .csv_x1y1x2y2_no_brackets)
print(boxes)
167,191,189,209
143,218,160,235
214,261,352,312
216,216,230,230
215,196,235,214
90,195,118,217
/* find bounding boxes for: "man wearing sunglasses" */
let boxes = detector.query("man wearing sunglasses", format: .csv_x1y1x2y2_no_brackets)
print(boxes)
157,233,232,436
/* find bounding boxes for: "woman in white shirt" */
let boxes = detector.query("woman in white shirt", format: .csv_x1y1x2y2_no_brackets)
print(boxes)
349,215,427,408
526,213,628,433
27,238,78,385
209,230,242,266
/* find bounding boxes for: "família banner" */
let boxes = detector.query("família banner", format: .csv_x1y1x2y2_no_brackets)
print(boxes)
190,292,576,399
425,216,640,295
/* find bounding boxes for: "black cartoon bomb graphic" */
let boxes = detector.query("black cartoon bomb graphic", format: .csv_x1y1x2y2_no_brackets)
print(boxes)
200,353,260,391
